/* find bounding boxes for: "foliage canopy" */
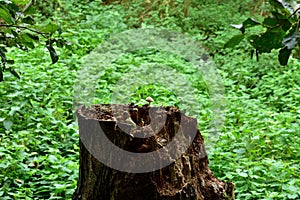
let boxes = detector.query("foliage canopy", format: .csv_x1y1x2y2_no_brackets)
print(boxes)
225,0,300,65
0,0,66,81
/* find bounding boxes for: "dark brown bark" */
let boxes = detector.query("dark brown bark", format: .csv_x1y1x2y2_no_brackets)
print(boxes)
73,104,234,200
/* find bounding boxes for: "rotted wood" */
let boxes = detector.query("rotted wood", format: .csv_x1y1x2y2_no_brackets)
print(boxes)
72,104,234,200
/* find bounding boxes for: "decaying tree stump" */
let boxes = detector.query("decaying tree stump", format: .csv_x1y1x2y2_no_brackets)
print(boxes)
72,104,234,200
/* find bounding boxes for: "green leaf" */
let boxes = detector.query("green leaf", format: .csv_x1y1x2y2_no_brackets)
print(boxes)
12,0,31,5
281,20,292,32
287,194,299,199
3,120,13,130
233,148,246,154
271,11,288,20
0,48,6,62
22,16,34,24
56,39,65,48
264,12,292,31
224,34,244,48
269,0,294,14
19,33,35,49
263,17,279,27
48,155,58,163
243,18,260,28
23,1,35,14
26,33,39,41
35,23,60,34
6,59,14,64
278,46,292,65
249,28,285,53
0,6,13,24
9,67,20,79
5,2,19,13
46,44,59,64
239,172,248,178
10,29,19,38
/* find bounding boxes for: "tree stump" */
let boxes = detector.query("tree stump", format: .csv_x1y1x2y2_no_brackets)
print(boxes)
72,104,234,200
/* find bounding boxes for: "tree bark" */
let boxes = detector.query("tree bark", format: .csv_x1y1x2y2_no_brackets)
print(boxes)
73,104,234,200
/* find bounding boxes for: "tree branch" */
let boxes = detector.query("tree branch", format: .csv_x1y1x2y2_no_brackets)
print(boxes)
288,7,300,19
0,24,48,38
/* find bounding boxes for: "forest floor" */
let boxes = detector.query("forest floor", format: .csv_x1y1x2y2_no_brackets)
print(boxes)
0,0,299,199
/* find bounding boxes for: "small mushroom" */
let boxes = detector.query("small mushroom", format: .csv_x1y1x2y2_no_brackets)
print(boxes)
157,138,168,148
146,96,154,106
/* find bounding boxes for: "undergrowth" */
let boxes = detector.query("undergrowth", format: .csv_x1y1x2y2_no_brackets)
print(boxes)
0,0,299,199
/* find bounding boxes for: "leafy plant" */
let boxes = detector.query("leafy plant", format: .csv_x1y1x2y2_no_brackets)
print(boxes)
1,0,300,199
0,0,66,81
225,0,300,65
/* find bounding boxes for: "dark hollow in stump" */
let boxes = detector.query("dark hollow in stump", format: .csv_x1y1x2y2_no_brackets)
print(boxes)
73,104,234,200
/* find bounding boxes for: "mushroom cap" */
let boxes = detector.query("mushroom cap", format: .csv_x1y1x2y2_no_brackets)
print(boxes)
146,96,154,102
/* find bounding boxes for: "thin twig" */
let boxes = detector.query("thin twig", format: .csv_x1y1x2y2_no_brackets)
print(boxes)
0,24,48,38
288,7,300,19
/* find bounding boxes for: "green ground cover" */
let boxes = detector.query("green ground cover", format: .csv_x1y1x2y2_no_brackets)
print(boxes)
0,0,299,199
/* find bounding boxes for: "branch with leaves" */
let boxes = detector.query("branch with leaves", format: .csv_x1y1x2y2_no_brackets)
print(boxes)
224,0,300,66
0,0,69,81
